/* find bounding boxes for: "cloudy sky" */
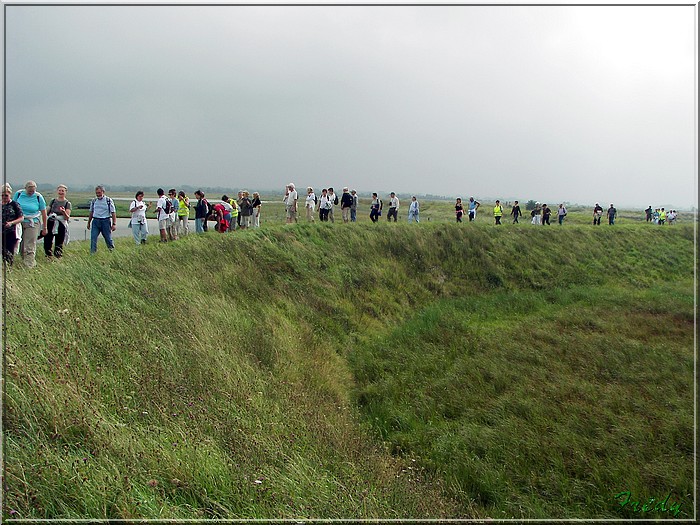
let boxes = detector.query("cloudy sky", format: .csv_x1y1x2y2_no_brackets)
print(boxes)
4,2,697,208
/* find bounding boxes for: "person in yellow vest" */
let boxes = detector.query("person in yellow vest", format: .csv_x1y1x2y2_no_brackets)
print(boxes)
493,200,504,225
176,191,190,236
229,198,239,231
659,207,667,225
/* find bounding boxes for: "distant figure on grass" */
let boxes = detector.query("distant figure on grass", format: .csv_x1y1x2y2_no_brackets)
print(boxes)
177,191,190,236
236,191,243,229
541,204,552,225
340,187,353,223
645,206,653,222
593,203,603,225
129,191,150,245
468,197,480,221
167,189,179,241
228,197,238,231
557,204,567,225
87,185,116,254
531,202,542,225
213,201,228,233
668,210,677,224
305,187,316,222
350,190,358,222
239,191,254,229
319,189,331,222
455,198,464,222
607,204,617,225
13,180,48,267
155,189,170,242
2,183,24,267
658,207,667,225
194,190,208,233
284,183,298,224
408,196,420,223
220,195,234,231
44,184,72,258
327,187,338,223
493,200,504,225
510,200,522,224
370,192,382,223
386,192,399,222
251,192,262,228
652,208,660,224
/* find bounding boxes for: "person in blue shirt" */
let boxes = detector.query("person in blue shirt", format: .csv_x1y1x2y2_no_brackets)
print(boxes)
86,185,117,253
468,197,480,221
13,180,47,268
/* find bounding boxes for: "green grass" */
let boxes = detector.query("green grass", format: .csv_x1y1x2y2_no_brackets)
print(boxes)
2,218,695,519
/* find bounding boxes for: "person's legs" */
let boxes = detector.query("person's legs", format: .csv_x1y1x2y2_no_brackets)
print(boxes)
44,218,55,256
99,219,115,250
21,222,39,267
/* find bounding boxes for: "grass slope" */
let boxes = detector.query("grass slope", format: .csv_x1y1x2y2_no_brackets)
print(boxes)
2,221,695,519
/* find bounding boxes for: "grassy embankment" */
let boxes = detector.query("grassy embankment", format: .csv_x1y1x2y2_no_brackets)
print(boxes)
2,220,695,519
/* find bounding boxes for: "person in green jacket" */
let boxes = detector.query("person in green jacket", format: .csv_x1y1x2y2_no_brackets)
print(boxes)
493,200,504,225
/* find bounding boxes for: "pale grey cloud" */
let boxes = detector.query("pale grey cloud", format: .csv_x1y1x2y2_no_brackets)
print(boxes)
5,4,697,208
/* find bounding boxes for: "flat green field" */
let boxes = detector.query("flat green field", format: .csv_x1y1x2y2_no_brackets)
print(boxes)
2,217,695,519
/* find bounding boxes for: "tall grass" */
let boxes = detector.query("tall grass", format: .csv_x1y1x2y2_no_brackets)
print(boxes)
2,220,695,519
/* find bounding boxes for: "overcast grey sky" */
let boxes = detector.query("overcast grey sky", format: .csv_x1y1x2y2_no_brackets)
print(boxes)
4,3,697,208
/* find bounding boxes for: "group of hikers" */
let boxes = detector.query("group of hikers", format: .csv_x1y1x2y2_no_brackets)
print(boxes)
2,180,684,269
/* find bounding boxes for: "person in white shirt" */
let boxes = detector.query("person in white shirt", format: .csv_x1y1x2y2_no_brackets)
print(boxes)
156,188,169,242
387,192,400,222
305,187,316,222
129,190,150,245
318,189,332,222
285,183,298,223
327,187,337,223
408,196,420,223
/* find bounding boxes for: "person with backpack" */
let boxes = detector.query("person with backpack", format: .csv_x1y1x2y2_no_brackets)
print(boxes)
43,184,72,258
13,180,48,267
166,189,179,241
607,203,617,225
531,202,542,225
305,187,316,222
541,204,552,225
129,190,150,245
340,187,353,223
194,190,208,233
593,203,604,225
2,183,24,267
327,187,338,223
407,196,420,223
87,185,116,254
318,189,331,222
177,190,190,236
155,188,170,242
370,192,382,223
284,184,298,224
557,203,567,225
387,192,400,222
239,190,254,229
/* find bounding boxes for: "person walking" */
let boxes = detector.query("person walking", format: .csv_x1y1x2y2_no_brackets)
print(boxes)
531,202,542,225
659,208,667,225
86,185,116,254
493,200,504,225
167,189,179,241
44,184,72,258
645,206,653,222
327,187,338,223
557,204,567,225
510,200,522,224
370,192,381,223
2,183,24,267
350,189,358,222
408,196,420,223
177,191,190,236
387,192,399,222
239,191,254,229
284,183,298,224
318,189,331,222
593,203,604,225
607,204,617,225
155,188,170,242
129,191,150,245
541,204,552,225
13,180,48,267
340,187,353,223
305,187,316,222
